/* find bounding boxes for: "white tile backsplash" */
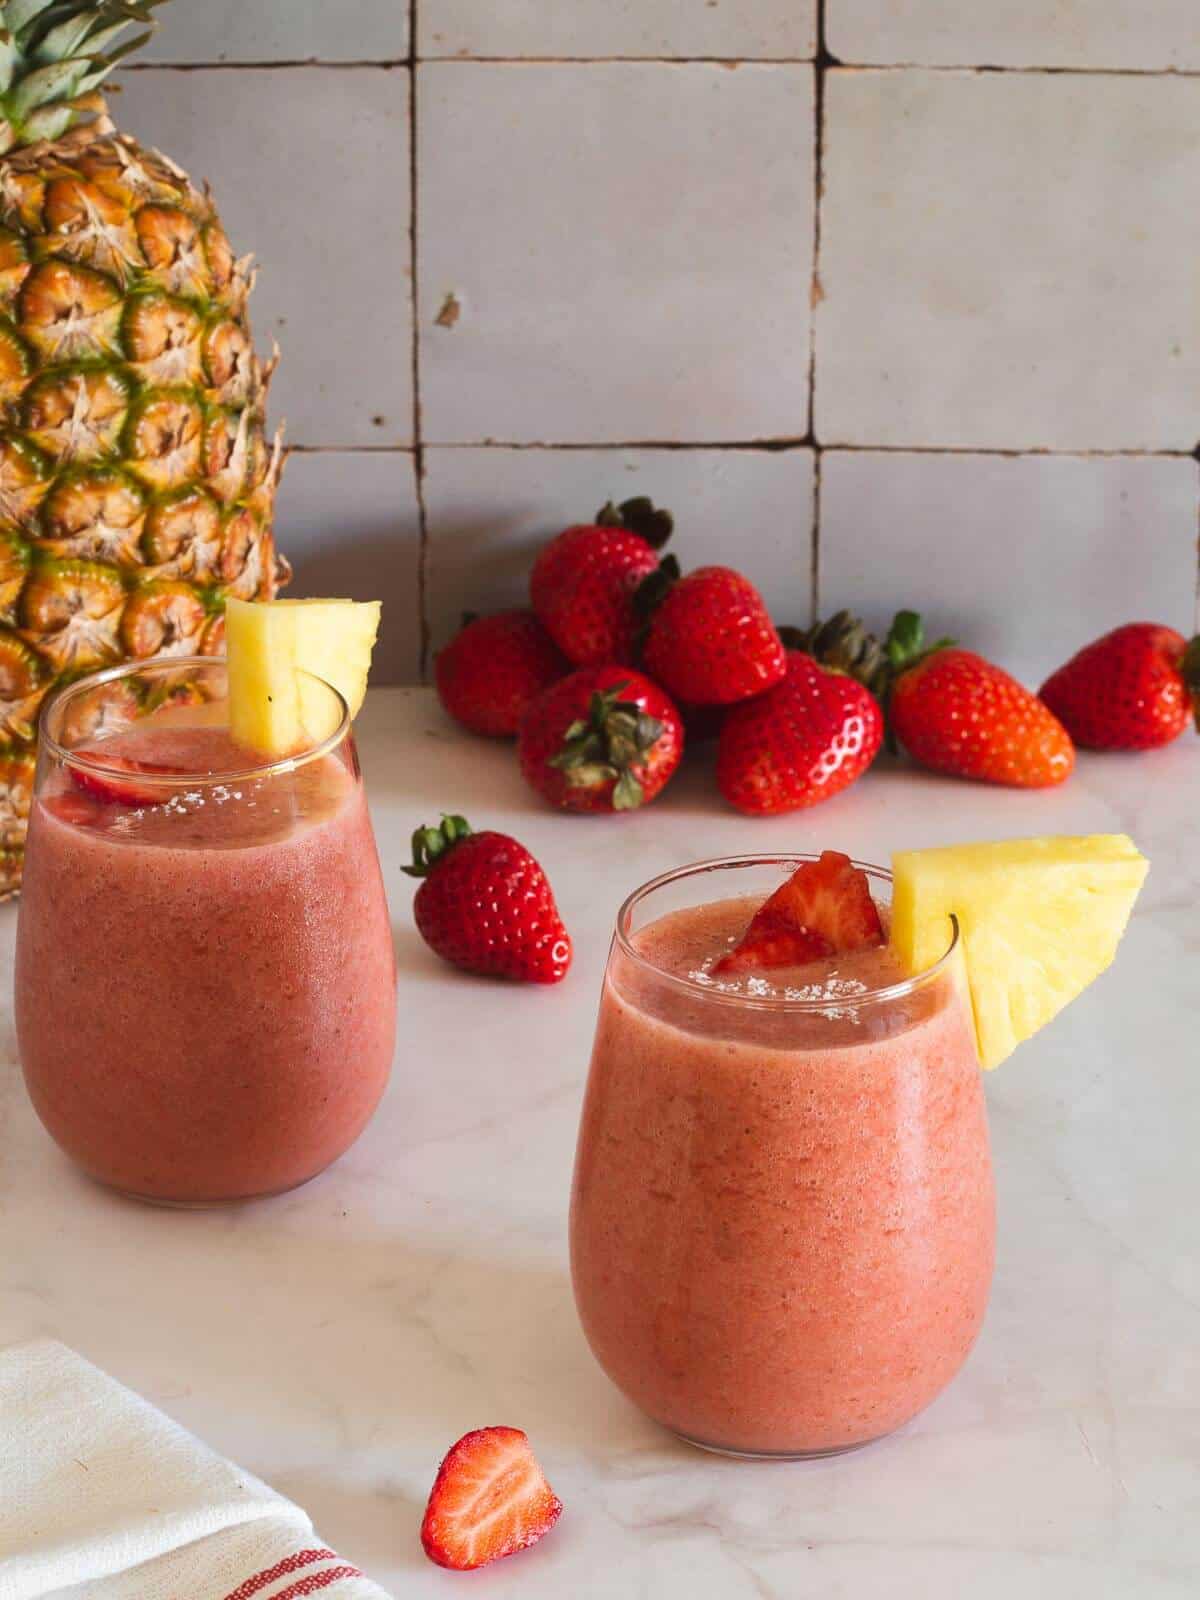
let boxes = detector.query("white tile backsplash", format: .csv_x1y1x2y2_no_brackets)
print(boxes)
827,1,1200,71
819,452,1199,682
141,1,409,63
275,452,423,684
422,447,815,660
116,68,413,449
817,70,1200,452
421,1,816,59
102,7,1200,682
417,63,814,445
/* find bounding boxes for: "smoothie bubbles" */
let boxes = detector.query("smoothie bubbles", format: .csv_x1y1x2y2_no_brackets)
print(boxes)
14,601,396,1205
570,840,1147,1458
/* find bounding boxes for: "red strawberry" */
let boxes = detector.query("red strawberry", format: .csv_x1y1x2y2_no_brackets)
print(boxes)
639,561,787,706
878,611,1074,788
518,665,683,812
404,816,571,983
1040,622,1200,750
530,497,673,666
71,754,183,807
421,1426,563,1572
435,610,569,738
715,850,883,974
717,652,883,814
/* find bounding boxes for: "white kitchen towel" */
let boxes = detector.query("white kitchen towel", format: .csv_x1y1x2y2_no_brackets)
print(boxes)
0,1340,392,1600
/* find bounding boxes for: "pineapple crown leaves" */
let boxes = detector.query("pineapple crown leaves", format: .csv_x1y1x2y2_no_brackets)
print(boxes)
547,680,664,810
402,813,474,879
0,0,166,152
594,495,674,551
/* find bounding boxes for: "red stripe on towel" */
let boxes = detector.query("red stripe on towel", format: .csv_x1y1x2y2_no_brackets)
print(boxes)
272,1567,362,1599
221,1548,336,1600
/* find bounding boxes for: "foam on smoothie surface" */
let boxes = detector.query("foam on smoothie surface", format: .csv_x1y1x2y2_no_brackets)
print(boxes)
51,706,351,852
622,892,943,1048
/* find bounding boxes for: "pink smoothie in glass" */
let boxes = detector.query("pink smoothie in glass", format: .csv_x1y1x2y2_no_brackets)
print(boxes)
570,890,994,1456
16,712,396,1203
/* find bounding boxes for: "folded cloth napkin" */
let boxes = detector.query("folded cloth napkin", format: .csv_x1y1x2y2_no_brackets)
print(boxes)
0,1340,392,1600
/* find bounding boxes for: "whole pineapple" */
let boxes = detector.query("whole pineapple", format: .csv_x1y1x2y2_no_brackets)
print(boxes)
0,0,286,893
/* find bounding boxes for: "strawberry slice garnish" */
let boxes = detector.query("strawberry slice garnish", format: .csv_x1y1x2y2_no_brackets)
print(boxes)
420,1426,563,1572
715,850,883,975
714,912,832,975
70,754,183,807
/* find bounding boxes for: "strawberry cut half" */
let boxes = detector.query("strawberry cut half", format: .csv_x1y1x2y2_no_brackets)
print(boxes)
420,1425,563,1572
70,754,185,807
715,850,884,975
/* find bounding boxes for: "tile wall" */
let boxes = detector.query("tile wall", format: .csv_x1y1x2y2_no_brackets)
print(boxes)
120,1,1199,682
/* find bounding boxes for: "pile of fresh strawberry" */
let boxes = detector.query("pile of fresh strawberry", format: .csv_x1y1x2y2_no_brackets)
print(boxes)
434,496,887,818
418,496,1198,982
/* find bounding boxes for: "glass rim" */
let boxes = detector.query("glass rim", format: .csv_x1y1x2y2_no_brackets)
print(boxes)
40,653,351,788
613,853,960,1013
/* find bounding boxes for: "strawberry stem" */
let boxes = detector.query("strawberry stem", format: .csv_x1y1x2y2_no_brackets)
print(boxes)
403,814,473,877
594,496,674,550
547,682,664,810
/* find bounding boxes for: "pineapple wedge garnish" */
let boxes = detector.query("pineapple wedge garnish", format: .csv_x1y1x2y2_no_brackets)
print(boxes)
891,835,1148,1070
226,598,381,757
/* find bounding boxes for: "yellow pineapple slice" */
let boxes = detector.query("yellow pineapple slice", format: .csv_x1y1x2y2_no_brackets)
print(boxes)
225,597,381,757
891,835,1148,1070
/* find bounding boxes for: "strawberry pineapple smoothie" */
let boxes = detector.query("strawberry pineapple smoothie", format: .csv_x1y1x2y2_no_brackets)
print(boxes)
570,862,994,1457
16,708,396,1204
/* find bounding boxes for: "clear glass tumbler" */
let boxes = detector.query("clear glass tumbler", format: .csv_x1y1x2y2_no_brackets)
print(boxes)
570,854,994,1458
15,656,397,1205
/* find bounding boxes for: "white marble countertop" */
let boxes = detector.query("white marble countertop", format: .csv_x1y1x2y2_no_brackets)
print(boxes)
2,687,1197,1597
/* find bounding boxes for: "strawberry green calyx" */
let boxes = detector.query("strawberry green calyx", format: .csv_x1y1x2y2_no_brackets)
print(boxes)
403,814,473,878
783,609,893,700
881,609,957,679
594,496,674,551
547,681,664,810
1182,634,1200,733
632,552,681,622
788,608,956,750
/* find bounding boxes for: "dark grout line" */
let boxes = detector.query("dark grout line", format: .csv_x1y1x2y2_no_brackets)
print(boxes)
286,441,1197,460
414,440,1194,458
128,59,1200,79
420,55,817,66
287,444,417,455
420,438,815,452
826,61,1200,78
817,442,1199,458
807,0,831,629
125,59,410,71
809,452,822,628
407,0,432,684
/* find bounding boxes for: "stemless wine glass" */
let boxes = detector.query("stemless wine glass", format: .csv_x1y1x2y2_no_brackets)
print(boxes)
570,854,995,1459
15,656,397,1206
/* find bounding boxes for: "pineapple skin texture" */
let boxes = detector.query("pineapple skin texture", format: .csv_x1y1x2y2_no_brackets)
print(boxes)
226,598,382,758
891,835,1149,1070
0,123,286,892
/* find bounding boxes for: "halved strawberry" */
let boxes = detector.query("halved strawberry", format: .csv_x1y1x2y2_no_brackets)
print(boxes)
70,754,183,807
715,850,883,975
421,1426,562,1572
713,912,832,975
